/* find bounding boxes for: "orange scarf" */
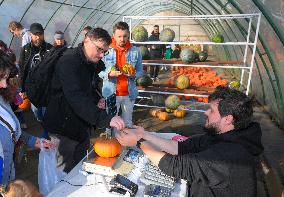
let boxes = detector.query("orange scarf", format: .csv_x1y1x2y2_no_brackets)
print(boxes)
111,38,132,96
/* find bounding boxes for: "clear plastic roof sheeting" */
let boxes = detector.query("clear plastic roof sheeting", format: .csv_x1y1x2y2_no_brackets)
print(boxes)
0,0,284,127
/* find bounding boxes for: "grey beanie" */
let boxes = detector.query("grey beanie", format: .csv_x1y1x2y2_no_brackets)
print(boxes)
54,33,64,40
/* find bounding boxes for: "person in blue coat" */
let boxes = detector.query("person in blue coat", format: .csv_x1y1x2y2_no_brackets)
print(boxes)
0,51,53,186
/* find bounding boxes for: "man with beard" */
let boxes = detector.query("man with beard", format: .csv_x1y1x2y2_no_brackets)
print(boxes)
100,21,142,127
18,23,52,122
116,86,264,197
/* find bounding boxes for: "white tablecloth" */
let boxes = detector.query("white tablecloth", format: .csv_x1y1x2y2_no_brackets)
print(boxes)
47,133,188,197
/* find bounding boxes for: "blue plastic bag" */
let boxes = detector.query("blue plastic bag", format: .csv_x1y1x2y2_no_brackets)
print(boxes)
38,140,66,195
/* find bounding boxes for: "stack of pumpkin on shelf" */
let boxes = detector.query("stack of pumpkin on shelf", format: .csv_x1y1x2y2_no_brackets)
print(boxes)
167,67,228,103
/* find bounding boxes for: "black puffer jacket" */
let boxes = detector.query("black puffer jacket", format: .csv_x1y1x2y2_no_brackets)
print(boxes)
148,32,164,58
43,44,112,142
19,41,52,91
159,122,264,197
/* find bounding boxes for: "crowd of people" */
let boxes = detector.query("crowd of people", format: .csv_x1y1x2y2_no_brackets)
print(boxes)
0,20,263,197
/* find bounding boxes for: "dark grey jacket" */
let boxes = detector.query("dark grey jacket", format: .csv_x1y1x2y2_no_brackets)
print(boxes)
159,122,264,197
19,41,52,91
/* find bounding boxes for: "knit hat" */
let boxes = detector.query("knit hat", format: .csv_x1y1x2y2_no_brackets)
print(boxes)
30,23,44,34
54,32,64,40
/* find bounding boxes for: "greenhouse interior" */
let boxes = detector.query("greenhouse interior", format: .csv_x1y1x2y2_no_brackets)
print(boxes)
0,0,283,196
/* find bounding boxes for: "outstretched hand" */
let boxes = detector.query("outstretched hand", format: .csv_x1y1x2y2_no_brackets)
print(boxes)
115,126,145,147
110,116,125,131
34,138,56,149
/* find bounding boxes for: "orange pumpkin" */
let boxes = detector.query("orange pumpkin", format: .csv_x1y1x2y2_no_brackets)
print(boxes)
157,112,169,121
149,108,162,117
173,105,187,118
93,133,121,158
18,98,31,110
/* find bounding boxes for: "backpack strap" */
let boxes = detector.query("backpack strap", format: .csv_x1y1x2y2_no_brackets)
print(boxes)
0,115,17,145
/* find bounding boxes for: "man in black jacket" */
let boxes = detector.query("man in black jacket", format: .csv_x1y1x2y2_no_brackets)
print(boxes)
148,25,164,81
43,28,125,173
18,23,52,122
116,86,264,197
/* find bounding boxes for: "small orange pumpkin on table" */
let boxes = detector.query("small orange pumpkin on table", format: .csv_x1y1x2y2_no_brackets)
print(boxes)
93,132,122,158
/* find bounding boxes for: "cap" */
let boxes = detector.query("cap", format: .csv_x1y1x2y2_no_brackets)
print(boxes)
54,32,64,40
30,23,44,34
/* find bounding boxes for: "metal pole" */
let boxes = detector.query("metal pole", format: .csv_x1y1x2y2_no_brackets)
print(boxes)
241,17,252,85
246,14,261,95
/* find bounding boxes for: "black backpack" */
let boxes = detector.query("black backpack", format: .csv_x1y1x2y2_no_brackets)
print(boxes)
25,46,68,108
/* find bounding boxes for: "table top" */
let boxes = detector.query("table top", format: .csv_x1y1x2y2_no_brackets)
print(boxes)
47,133,188,197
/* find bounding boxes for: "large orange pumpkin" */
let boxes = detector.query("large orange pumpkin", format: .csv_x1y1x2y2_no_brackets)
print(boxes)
93,133,121,158
18,98,31,110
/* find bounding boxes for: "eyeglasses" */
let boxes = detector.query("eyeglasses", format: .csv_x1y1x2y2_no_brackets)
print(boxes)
93,42,109,56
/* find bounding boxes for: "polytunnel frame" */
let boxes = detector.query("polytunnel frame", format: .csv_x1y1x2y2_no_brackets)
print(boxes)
3,0,283,125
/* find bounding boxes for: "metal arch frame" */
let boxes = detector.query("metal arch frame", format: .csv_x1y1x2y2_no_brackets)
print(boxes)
227,0,284,126
62,0,90,33
124,13,261,99
70,0,111,46
70,0,119,46
127,2,237,66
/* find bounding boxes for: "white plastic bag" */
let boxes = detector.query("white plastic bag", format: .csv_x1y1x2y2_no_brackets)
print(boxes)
38,140,66,196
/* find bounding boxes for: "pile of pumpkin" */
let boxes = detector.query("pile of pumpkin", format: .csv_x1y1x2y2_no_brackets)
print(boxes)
167,67,228,103
149,95,187,121
169,67,228,88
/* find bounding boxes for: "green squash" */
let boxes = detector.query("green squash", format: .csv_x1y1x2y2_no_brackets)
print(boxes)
136,75,153,87
139,46,150,60
180,48,195,63
211,34,224,43
132,26,148,42
165,95,180,110
198,51,208,62
159,28,175,42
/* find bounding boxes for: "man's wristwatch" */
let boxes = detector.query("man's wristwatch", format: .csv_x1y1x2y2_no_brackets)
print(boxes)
136,138,145,149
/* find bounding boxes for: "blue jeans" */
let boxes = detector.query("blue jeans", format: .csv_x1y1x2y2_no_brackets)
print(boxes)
116,96,135,128
31,104,46,122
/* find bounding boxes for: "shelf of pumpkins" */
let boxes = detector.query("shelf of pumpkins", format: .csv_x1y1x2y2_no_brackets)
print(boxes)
138,59,233,103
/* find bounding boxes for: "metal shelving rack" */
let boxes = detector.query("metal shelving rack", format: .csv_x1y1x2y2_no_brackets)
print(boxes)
123,14,261,110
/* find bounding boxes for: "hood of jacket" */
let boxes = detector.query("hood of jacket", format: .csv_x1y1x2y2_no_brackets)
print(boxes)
217,122,264,156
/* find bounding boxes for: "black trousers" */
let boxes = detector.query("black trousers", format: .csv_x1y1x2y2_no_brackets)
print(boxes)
50,133,90,173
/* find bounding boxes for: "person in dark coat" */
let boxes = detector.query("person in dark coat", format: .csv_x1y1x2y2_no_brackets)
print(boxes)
43,28,125,173
116,86,264,197
148,25,165,81
18,23,53,122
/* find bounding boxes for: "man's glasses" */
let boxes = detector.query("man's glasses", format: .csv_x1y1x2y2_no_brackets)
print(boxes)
93,42,109,56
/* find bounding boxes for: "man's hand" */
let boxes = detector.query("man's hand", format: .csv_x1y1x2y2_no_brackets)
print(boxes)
34,138,56,149
110,116,125,131
19,92,27,99
97,98,106,109
115,126,144,146
109,71,122,77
